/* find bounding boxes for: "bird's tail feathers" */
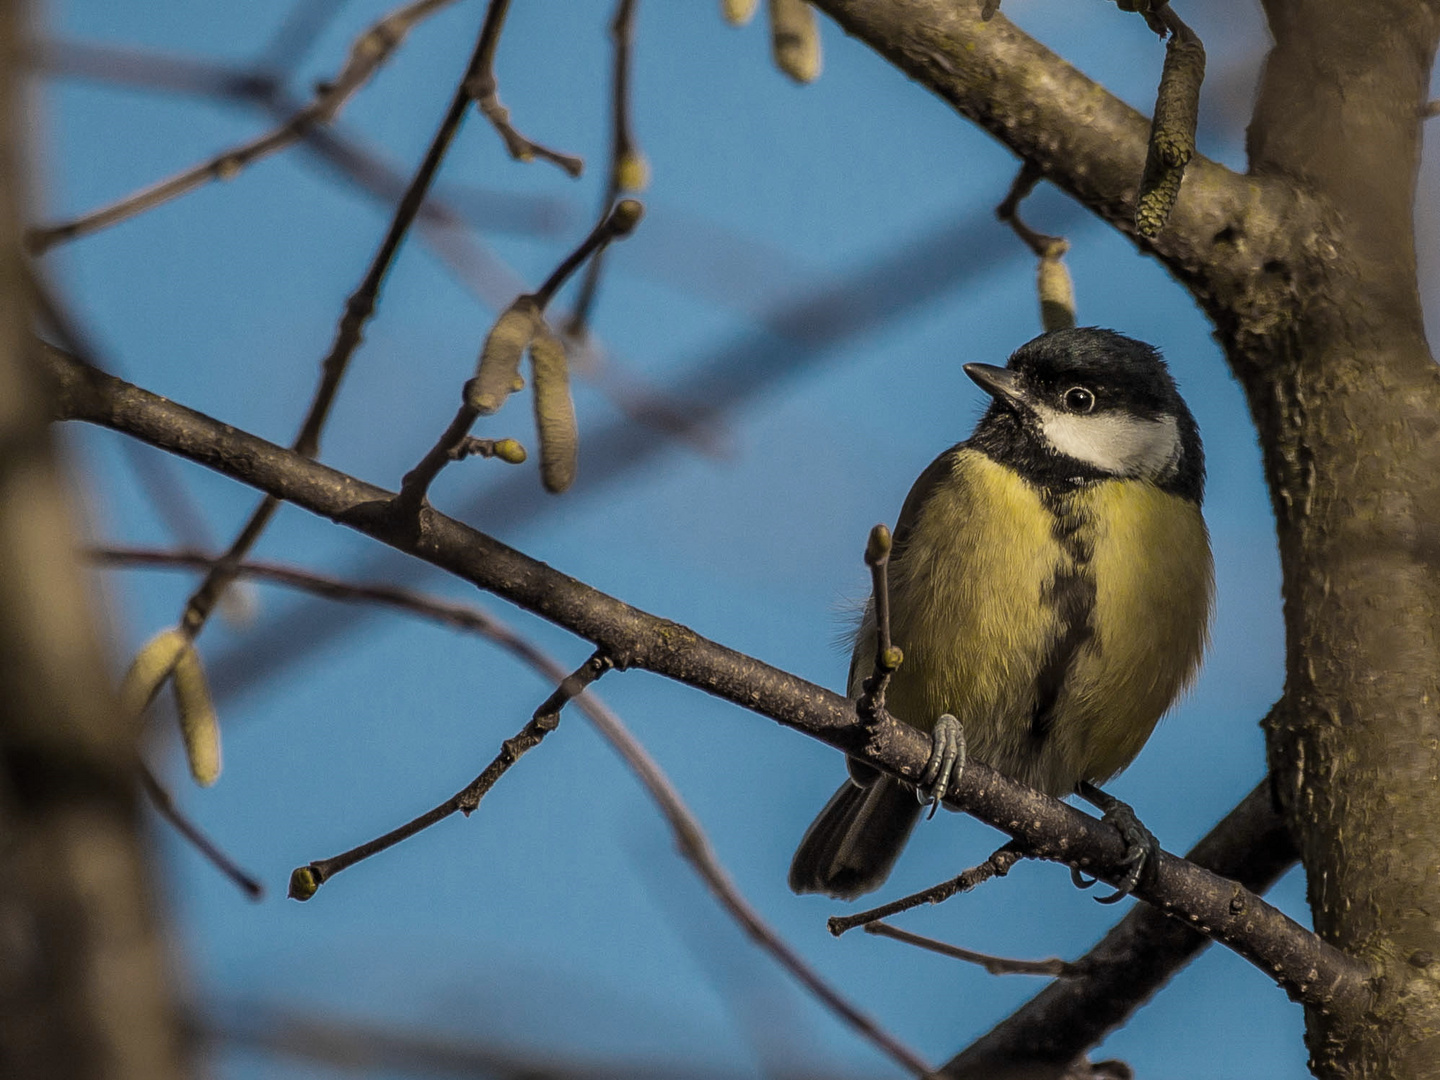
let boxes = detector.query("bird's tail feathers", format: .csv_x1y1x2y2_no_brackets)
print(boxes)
787,775,921,900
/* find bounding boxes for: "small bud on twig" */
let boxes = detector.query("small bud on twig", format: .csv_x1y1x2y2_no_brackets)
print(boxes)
616,150,651,193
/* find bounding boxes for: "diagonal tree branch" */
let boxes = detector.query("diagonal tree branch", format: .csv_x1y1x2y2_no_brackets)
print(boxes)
45,345,1371,1017
942,776,1298,1079
803,0,1306,301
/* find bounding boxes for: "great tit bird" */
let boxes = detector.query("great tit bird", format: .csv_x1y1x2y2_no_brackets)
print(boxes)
789,327,1212,901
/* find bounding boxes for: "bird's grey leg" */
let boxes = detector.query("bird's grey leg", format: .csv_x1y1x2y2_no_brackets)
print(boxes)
917,713,965,819
1075,780,1160,903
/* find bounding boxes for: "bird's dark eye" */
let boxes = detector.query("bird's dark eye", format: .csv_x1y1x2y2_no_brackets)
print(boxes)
1063,386,1095,413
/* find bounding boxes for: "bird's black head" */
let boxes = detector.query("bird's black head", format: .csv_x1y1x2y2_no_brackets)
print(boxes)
964,327,1205,504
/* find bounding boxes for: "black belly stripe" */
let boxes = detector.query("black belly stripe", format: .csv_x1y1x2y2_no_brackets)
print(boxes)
1031,489,1097,741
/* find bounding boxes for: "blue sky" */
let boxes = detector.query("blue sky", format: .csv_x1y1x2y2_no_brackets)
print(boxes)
39,0,1391,1075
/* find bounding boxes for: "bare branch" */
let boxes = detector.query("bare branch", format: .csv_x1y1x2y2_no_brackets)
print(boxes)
138,763,263,900
289,651,612,900
995,165,1076,332
465,0,584,176
942,778,1298,1079
564,0,643,339
25,0,458,252
863,922,1077,978
48,348,1372,1016
828,842,1025,936
804,0,1294,289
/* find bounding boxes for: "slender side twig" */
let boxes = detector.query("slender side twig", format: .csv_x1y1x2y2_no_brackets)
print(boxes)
464,0,583,176
176,10,505,646
92,543,932,1075
828,841,1026,936
26,0,458,252
996,162,1075,332
391,199,642,515
289,651,612,900
565,0,641,340
864,922,1077,978
49,350,1373,1015
139,762,264,899
855,523,901,722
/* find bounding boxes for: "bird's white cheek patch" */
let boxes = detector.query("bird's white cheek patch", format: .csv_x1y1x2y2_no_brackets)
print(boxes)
1034,407,1180,479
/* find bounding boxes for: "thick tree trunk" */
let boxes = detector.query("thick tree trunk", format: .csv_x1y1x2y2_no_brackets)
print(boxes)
1230,2,1440,1074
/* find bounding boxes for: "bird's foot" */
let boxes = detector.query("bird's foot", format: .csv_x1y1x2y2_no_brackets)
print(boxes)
916,713,965,819
1075,781,1159,904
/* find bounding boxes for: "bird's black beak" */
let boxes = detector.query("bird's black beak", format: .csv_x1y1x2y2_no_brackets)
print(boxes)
963,363,1026,407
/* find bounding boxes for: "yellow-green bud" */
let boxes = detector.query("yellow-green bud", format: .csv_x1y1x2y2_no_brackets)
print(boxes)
493,438,527,464
616,150,651,193
288,866,319,901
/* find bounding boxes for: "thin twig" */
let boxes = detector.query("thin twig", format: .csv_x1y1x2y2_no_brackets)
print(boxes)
856,523,901,722
564,0,641,339
465,0,583,176
391,199,642,515
996,162,1075,331
26,0,458,252
289,651,612,900
92,542,933,1076
139,762,264,899
175,9,504,643
995,161,1066,259
864,921,1077,978
828,842,1026,935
